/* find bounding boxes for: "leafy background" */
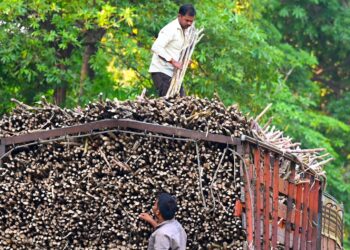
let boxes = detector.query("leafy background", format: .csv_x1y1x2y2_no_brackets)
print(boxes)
0,0,349,247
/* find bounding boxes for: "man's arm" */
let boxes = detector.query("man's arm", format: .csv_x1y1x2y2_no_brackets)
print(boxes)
139,212,158,228
151,29,182,69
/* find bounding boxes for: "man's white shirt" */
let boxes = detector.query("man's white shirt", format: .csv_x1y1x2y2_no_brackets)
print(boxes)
149,18,189,77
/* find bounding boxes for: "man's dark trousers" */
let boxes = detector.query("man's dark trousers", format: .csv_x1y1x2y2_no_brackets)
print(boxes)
151,72,185,97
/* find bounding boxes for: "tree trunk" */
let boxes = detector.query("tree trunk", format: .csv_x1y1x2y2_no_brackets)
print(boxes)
78,29,106,104
54,85,67,106
54,63,69,106
79,45,94,103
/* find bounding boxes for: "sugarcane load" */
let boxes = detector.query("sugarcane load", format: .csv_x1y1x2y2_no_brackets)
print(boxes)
0,93,340,249
0,96,249,249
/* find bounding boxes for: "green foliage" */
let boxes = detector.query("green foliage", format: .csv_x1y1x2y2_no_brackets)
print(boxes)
0,0,143,110
327,92,350,124
0,0,350,246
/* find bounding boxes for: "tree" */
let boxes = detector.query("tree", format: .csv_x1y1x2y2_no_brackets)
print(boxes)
0,0,137,109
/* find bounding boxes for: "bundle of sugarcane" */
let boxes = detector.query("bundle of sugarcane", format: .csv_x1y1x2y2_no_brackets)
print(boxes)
0,96,250,138
0,104,246,249
166,24,204,98
250,103,333,181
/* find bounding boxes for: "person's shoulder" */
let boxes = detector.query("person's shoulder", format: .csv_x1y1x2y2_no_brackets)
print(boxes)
160,18,178,32
174,220,186,234
153,226,170,238
174,220,186,230
159,219,183,231
157,220,186,239
173,219,184,226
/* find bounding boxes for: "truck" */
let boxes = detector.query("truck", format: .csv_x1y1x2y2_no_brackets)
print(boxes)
0,99,344,249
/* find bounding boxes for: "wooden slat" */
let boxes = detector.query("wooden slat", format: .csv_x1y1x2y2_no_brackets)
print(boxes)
278,178,289,195
301,175,310,250
307,177,315,250
275,203,296,222
293,183,303,249
311,181,320,250
263,152,271,250
276,226,293,246
285,163,296,249
255,202,296,225
271,156,279,249
254,148,262,249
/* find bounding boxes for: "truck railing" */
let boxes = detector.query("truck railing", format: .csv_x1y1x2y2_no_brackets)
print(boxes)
241,141,323,249
321,192,344,250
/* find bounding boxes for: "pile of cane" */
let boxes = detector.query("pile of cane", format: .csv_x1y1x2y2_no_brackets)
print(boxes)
0,96,331,249
0,96,248,249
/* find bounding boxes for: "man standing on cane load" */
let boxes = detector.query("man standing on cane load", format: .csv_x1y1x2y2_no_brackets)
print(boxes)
149,4,196,97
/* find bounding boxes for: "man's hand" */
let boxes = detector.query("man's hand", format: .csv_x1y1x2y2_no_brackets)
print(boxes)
170,59,183,69
139,212,153,223
139,213,158,228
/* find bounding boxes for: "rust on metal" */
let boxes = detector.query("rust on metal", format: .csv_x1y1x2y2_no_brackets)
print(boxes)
1,119,118,145
0,119,242,147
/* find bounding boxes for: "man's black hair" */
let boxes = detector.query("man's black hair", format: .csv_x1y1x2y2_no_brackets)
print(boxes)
157,193,177,220
179,4,196,16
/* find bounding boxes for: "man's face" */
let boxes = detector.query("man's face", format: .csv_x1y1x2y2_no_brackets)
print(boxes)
152,199,161,219
152,200,158,214
178,14,195,29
